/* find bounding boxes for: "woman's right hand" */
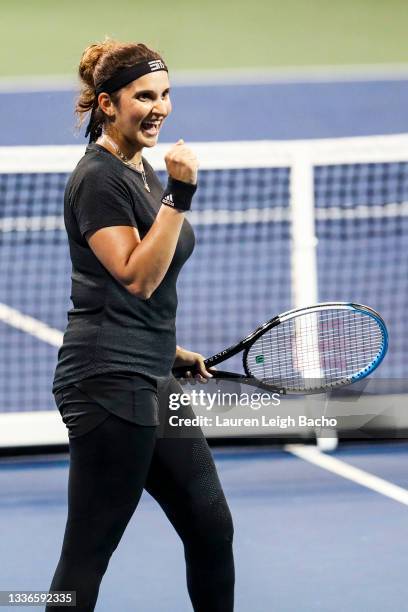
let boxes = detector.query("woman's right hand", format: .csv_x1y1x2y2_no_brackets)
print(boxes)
164,139,199,185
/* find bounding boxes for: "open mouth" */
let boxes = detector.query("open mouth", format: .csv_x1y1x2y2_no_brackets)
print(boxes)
141,120,161,136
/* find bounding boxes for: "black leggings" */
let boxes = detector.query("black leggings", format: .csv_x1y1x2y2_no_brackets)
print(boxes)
46,388,234,611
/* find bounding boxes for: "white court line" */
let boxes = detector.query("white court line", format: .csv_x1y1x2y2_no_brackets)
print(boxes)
2,63,408,92
2,200,407,233
0,303,63,347
285,444,408,506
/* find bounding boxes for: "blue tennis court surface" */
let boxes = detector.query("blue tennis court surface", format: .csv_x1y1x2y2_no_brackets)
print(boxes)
1,78,408,145
1,443,407,611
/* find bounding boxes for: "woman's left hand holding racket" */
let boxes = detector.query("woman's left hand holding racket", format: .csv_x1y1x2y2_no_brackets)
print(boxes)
173,346,213,383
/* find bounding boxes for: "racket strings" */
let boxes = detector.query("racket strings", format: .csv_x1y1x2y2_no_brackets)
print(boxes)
245,309,385,392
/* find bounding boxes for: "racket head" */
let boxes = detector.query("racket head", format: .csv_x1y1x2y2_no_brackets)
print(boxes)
242,302,388,394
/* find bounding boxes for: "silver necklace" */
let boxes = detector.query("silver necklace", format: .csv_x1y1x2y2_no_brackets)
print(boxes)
102,134,150,192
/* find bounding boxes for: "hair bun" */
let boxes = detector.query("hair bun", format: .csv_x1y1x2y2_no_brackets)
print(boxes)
78,38,117,87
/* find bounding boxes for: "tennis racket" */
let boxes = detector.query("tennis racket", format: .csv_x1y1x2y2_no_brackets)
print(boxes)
173,302,388,394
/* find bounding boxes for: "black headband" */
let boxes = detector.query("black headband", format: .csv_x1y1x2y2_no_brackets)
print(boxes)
95,59,168,96
85,59,168,142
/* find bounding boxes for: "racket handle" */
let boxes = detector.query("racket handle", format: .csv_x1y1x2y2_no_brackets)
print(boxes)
172,368,284,393
172,355,221,377
172,366,192,377
172,365,218,378
173,367,241,380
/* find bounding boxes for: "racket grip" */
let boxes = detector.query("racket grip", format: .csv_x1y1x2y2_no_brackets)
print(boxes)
172,366,192,378
172,364,216,378
172,367,241,382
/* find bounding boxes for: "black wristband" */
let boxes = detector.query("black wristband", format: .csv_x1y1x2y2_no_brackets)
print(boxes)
161,177,197,212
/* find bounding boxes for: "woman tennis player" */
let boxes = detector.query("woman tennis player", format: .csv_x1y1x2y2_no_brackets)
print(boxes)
48,38,234,611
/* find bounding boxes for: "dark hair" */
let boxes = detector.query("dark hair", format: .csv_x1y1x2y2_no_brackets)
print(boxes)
76,37,165,141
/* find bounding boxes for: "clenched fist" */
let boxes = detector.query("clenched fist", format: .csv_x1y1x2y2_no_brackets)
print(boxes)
164,139,199,185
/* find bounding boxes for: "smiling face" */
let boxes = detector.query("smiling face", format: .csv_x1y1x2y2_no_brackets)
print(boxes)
99,70,172,153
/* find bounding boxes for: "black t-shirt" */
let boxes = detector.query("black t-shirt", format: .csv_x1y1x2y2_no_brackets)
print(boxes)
53,143,195,394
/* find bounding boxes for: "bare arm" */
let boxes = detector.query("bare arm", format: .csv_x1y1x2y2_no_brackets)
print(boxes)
87,206,184,298
86,140,198,299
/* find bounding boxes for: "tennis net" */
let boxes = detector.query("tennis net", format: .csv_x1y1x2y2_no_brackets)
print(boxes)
0,135,407,444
